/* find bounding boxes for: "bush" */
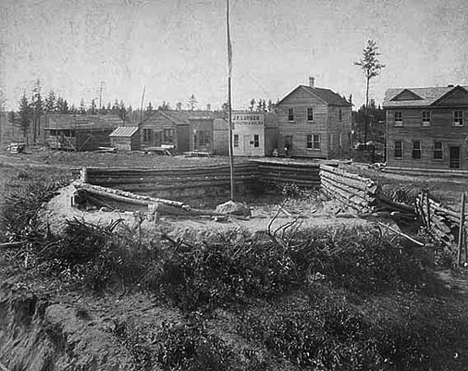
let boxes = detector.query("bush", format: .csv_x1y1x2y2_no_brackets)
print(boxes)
156,320,234,371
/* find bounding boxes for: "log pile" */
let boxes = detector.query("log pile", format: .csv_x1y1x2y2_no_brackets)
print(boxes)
80,162,259,195
74,182,224,217
319,164,380,214
415,191,465,248
251,159,321,188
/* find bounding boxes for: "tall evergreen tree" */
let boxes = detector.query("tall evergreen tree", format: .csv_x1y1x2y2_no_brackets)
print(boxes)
45,90,57,113
18,94,32,146
89,99,97,115
79,99,86,114
31,79,44,142
188,94,197,111
354,40,385,143
249,99,255,111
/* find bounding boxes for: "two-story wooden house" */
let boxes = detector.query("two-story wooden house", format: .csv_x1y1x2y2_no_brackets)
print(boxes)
276,77,352,159
383,85,468,170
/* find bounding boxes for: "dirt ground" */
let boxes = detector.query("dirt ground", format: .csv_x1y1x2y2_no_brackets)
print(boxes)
42,182,384,242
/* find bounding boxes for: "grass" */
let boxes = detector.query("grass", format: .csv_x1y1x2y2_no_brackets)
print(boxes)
2,161,468,370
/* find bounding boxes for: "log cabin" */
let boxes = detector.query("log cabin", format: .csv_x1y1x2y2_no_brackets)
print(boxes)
276,77,352,159
45,114,122,151
383,85,468,170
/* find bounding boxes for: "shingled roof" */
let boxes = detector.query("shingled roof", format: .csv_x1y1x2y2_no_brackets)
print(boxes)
278,85,351,107
109,126,139,137
383,85,468,108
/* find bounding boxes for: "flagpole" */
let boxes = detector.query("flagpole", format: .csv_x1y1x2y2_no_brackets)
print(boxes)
227,0,235,201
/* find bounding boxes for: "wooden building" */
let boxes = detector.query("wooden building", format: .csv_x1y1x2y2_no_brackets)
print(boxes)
45,114,122,151
109,126,140,150
383,85,468,170
188,116,215,153
140,110,223,155
276,77,352,159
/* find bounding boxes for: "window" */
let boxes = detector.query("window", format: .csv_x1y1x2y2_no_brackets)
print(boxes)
306,134,321,150
163,129,174,143
288,108,294,121
253,134,259,147
434,141,443,160
454,111,464,126
234,134,239,147
329,133,334,147
394,111,403,126
49,129,57,136
307,135,312,149
143,128,152,143
422,111,431,126
308,134,320,150
338,109,342,121
307,108,314,121
394,140,403,159
199,131,210,146
412,141,421,159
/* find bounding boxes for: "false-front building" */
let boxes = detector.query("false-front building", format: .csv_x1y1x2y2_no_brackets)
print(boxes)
276,77,352,159
383,85,468,170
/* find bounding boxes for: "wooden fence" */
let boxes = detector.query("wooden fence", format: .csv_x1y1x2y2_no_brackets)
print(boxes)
416,191,467,263
319,164,380,213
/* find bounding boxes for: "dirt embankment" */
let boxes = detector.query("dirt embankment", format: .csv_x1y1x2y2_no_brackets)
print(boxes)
0,278,137,370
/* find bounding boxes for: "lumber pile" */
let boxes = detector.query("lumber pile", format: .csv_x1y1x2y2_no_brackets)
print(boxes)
319,164,380,214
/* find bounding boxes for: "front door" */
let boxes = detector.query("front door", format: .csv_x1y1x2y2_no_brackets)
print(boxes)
449,146,460,169
284,135,293,156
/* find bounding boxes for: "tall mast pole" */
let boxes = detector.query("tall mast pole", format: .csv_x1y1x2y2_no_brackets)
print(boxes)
227,0,235,201
140,86,145,123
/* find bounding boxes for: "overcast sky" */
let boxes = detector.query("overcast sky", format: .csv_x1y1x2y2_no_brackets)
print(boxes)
1,0,467,111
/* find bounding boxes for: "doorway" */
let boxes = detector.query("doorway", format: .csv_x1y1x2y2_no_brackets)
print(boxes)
243,135,251,155
449,146,460,169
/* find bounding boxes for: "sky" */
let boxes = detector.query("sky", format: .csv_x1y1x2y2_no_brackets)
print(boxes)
1,0,468,111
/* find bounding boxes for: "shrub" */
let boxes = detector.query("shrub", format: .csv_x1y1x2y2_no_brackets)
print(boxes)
156,320,234,371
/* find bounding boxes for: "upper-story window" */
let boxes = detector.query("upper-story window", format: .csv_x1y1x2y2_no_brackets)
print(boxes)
307,108,314,121
288,108,294,122
422,111,431,126
454,111,464,126
394,111,403,126
338,109,342,121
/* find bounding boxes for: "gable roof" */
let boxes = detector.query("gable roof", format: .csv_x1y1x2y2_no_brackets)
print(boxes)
142,109,224,126
46,114,123,130
383,85,468,108
277,85,351,107
109,126,139,137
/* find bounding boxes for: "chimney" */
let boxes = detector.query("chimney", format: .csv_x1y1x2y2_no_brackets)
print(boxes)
309,76,315,88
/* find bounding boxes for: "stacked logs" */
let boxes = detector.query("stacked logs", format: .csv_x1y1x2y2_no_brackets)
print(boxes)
251,159,321,187
80,162,258,194
319,164,380,214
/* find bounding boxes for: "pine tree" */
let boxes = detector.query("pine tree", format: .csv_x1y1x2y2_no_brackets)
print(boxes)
354,40,385,143
249,99,255,112
31,79,44,142
79,99,86,114
89,99,97,115
18,94,32,146
45,90,57,113
188,94,197,111
145,102,154,117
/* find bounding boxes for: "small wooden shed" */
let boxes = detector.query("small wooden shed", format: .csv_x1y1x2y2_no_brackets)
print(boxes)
109,126,140,150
